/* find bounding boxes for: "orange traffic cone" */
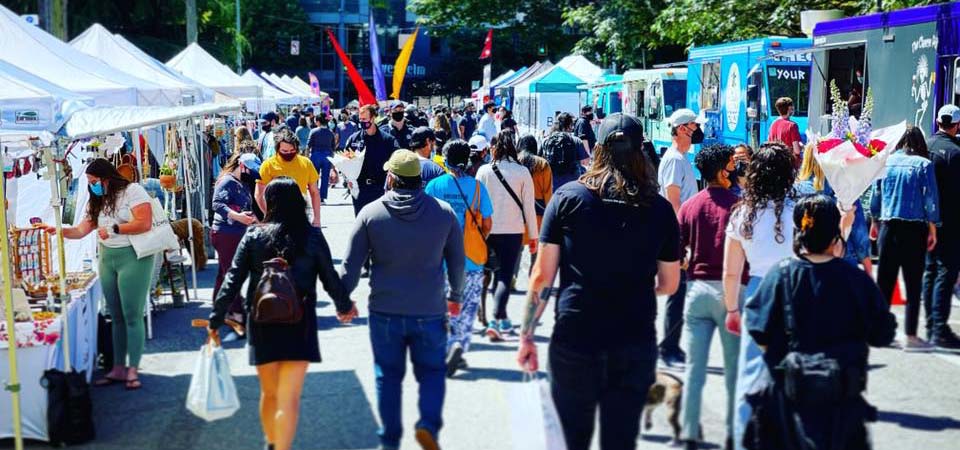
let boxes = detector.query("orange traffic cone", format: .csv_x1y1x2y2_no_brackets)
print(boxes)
890,281,906,306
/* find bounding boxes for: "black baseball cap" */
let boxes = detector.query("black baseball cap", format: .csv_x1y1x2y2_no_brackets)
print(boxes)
410,127,435,148
261,111,278,123
596,113,644,151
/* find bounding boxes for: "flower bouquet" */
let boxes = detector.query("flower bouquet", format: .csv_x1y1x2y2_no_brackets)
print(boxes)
813,81,906,211
328,149,365,199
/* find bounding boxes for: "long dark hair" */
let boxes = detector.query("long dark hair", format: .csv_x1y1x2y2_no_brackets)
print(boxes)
85,158,132,226
734,142,796,243
793,194,841,256
552,112,574,133
492,129,518,162
262,177,309,259
895,125,929,159
580,131,658,207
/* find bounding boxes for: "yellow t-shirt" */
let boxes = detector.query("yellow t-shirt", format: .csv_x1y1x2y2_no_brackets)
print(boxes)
258,155,320,193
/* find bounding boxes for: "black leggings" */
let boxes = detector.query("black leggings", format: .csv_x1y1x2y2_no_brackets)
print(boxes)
877,220,928,336
487,234,523,320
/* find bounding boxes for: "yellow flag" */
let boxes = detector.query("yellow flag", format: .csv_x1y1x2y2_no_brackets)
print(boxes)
392,27,419,99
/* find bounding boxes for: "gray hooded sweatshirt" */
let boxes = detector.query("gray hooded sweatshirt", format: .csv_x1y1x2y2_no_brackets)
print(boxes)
341,188,465,316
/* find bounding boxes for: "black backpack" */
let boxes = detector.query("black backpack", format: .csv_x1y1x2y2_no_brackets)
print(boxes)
542,132,580,176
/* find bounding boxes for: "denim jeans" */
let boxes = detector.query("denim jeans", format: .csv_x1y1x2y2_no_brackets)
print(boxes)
549,341,657,450
681,280,740,441
733,277,768,450
310,151,333,201
922,229,959,338
369,312,448,448
660,270,688,357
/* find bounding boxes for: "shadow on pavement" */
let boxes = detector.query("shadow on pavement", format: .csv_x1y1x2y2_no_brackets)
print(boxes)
453,367,529,382
877,410,960,431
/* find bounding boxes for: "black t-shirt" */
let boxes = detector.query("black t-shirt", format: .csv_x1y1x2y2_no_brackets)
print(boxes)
745,257,896,371
380,123,413,150
540,182,681,352
927,132,960,236
460,113,477,138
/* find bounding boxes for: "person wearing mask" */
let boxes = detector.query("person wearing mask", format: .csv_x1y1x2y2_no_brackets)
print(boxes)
342,150,465,450
307,114,338,203
767,97,803,166
381,101,413,149
466,135,489,178
678,145,744,450
256,128,322,228
450,108,462,140
258,112,279,159
730,144,753,197
478,101,499,140
38,159,155,390
337,112,358,151
476,130,539,340
516,113,681,450
922,104,960,350
722,143,798,450
209,178,356,450
658,108,706,367
344,104,401,217
743,194,895,450
285,107,301,130
543,112,591,190
460,103,478,139
499,109,517,135
410,127,446,187
425,140,494,377
211,152,261,336
295,117,310,154
870,125,939,351
574,105,598,151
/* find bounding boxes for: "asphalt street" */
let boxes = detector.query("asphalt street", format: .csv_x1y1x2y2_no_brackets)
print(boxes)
13,185,960,450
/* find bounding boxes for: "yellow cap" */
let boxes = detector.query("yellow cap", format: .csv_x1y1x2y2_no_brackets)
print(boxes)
382,149,422,177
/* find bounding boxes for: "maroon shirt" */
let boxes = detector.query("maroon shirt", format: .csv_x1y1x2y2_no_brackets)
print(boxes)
679,187,750,283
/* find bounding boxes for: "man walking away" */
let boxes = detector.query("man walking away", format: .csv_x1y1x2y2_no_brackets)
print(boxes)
342,150,465,450
923,104,960,350
574,105,598,152
411,127,447,187
308,114,338,203
543,112,590,190
657,108,706,367
767,97,803,166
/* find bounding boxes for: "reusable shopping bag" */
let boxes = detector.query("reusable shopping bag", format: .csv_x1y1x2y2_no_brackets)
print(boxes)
508,374,567,450
128,197,181,259
185,340,240,421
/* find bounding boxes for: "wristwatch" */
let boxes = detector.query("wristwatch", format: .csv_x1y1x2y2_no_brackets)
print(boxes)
112,224,120,235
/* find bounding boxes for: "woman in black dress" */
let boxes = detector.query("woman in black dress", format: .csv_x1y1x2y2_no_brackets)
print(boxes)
208,177,357,450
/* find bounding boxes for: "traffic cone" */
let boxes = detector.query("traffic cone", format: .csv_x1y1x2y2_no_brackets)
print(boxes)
890,281,906,306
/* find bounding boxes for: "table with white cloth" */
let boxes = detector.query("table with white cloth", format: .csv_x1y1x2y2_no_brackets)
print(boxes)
0,278,101,441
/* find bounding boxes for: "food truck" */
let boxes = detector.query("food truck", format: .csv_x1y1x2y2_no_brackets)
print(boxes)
620,68,688,154
685,37,814,150
579,74,624,118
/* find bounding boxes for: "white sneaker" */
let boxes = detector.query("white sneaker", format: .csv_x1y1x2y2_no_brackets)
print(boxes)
902,336,934,353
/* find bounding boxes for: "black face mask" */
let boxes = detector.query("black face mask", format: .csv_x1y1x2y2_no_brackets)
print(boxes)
392,112,405,122
584,113,594,121
734,160,748,178
262,124,272,133
240,172,257,184
691,127,705,145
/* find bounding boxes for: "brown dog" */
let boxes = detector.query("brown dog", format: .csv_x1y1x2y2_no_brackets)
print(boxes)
643,371,688,444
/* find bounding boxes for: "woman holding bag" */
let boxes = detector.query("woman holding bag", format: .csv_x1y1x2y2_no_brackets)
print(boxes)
38,158,155,390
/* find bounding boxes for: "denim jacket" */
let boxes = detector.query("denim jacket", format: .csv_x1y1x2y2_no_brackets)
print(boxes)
870,150,940,224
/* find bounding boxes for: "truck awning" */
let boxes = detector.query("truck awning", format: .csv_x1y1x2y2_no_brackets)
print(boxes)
653,61,690,69
758,40,866,61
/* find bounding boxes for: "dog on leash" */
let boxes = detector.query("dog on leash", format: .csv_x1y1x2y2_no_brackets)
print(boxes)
643,371,690,445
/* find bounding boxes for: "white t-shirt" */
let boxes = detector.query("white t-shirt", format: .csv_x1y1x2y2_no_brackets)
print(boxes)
725,199,796,278
94,183,152,248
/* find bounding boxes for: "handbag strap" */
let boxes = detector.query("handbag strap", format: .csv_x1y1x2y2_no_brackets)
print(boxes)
783,258,802,352
452,176,483,233
492,163,526,226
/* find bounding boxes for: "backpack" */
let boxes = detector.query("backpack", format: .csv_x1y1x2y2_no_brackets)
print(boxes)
453,178,487,265
253,257,304,324
542,132,580,176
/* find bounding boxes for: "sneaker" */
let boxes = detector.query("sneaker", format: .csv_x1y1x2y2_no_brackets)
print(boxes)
446,343,464,378
499,319,516,335
660,353,685,368
684,440,698,450
931,330,960,352
485,321,503,342
415,428,440,450
457,357,468,370
902,336,935,353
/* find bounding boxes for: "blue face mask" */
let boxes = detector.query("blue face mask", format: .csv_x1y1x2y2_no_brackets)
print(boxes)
90,181,104,197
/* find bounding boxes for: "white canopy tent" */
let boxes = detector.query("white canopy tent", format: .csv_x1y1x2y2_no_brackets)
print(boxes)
266,73,310,98
166,43,261,100
0,4,179,106
0,60,93,135
239,70,304,107
62,101,243,140
292,75,328,98
70,24,213,104
555,55,604,84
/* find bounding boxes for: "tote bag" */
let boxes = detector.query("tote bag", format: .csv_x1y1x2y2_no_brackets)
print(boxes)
185,342,240,421
128,197,181,259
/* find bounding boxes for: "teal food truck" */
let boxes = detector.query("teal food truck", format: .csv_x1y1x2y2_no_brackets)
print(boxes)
620,68,688,154
685,37,814,150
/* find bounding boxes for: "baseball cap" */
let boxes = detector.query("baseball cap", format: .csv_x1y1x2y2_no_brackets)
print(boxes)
410,127,435,148
597,113,644,149
937,104,960,124
668,108,707,127
239,153,262,179
260,111,278,123
389,100,404,109
304,106,315,115
468,135,489,150
383,149,422,177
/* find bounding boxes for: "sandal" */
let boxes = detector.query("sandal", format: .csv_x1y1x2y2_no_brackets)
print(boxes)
125,378,142,391
93,375,125,387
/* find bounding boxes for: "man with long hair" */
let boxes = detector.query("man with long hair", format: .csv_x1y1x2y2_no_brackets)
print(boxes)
517,113,681,450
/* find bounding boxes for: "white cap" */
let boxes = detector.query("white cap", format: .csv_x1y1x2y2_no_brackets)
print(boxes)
937,104,960,124
668,108,707,127
468,135,489,150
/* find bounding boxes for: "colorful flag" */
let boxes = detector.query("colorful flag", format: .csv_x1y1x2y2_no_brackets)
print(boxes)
369,13,387,101
325,28,376,106
391,26,419,100
308,72,321,96
479,29,492,60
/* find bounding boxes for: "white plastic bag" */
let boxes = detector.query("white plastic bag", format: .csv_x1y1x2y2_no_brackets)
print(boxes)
186,342,240,421
328,152,365,198
509,375,568,450
128,197,181,259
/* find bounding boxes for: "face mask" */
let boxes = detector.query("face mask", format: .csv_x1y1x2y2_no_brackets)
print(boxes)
240,171,256,184
585,113,594,121
279,152,297,162
328,122,335,131
360,120,372,131
90,181,104,197
734,160,748,178
690,126,705,145
392,112,406,122
262,124,272,133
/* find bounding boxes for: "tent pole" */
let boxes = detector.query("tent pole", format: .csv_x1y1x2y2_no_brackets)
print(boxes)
0,141,25,450
178,121,199,301
133,129,144,181
47,145,70,373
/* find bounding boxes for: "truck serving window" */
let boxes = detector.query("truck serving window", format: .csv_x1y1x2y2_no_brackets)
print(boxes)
701,61,721,110
663,79,686,119
825,45,866,118
767,64,811,117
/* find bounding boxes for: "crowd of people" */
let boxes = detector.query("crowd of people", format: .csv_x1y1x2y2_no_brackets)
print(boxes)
60,93,958,450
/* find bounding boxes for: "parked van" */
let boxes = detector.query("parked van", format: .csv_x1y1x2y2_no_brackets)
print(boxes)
621,68,688,154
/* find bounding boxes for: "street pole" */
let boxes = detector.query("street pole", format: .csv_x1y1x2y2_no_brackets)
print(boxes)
185,0,198,44
235,0,242,74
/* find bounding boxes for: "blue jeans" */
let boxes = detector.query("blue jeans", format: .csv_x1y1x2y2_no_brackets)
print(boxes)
922,228,959,338
310,151,333,201
733,277,770,450
369,312,448,448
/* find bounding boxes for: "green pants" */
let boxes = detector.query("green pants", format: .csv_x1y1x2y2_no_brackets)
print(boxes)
99,245,155,368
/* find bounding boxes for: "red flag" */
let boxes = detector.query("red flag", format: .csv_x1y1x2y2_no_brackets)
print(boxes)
325,28,377,106
479,28,492,60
